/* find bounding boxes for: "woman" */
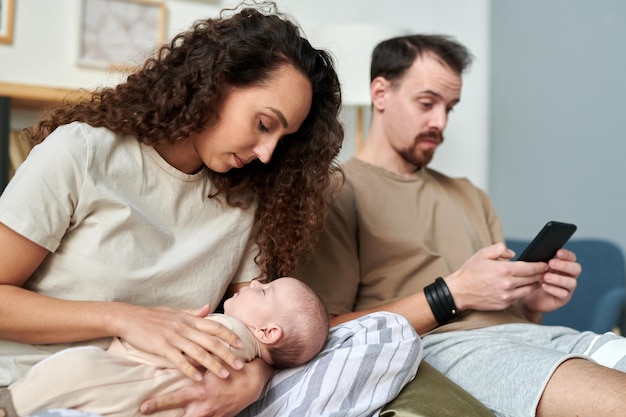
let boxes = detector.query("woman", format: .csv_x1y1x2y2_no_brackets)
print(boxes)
0,0,340,412
0,3,421,416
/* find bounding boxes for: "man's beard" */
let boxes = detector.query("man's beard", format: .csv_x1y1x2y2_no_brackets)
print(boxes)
399,131,444,169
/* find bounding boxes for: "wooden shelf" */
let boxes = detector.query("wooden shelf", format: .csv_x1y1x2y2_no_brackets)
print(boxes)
1,82,92,192
0,82,88,109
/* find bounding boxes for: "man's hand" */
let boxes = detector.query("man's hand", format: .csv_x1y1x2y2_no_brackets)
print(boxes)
521,248,581,315
139,358,273,417
446,243,549,312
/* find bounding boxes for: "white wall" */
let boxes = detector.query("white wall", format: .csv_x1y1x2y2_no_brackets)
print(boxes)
1,0,490,189
0,0,224,89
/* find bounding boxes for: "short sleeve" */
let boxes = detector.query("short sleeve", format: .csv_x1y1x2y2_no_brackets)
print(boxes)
0,123,88,252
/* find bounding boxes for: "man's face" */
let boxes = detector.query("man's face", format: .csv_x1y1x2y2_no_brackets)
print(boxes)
377,53,462,169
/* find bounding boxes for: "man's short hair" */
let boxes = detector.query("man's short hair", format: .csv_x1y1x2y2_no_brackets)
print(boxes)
371,34,474,83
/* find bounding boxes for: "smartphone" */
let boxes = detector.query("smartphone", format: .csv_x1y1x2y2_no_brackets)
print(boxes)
515,221,577,262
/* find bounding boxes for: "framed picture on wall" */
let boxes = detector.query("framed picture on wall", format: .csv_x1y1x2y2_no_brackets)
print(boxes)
78,0,166,71
0,0,15,44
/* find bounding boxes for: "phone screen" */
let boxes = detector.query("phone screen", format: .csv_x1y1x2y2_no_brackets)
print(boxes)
516,221,577,262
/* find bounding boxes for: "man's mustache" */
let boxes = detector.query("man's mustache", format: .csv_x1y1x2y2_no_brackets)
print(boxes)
416,131,444,144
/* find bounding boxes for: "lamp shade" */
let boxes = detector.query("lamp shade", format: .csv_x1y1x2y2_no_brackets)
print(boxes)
309,24,409,106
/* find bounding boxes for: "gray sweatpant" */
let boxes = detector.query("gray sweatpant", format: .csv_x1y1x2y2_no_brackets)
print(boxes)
423,323,626,417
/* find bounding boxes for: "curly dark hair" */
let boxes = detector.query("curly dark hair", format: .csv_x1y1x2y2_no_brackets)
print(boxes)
24,1,344,279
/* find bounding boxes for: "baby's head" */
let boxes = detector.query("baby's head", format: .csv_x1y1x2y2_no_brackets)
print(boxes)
223,277,329,368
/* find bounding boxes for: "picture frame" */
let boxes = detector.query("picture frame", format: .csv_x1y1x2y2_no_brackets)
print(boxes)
0,0,15,44
78,0,166,71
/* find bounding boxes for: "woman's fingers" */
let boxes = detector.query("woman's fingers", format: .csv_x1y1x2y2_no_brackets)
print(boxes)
197,318,244,350
166,349,206,381
165,316,244,379
180,332,244,378
116,305,246,380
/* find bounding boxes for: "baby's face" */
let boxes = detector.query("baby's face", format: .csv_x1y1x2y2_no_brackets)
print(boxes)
223,277,305,328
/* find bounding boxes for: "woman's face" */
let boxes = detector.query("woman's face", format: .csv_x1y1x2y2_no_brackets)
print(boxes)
191,65,313,173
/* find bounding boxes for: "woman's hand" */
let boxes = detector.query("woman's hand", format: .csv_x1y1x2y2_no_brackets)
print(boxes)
139,358,273,417
107,303,245,381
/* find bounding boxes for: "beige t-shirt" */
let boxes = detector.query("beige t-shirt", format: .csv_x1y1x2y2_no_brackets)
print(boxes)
0,122,260,385
298,158,528,334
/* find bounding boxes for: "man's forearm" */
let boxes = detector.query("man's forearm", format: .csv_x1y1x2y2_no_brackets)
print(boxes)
328,291,439,335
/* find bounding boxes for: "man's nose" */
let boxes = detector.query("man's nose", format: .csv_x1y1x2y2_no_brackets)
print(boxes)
429,108,448,131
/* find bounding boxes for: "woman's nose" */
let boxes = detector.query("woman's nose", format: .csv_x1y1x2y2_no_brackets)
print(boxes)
253,135,280,164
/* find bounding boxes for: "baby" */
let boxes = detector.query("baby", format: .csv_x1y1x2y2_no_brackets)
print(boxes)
0,277,329,417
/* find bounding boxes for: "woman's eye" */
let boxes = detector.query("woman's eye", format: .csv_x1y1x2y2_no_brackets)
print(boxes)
258,119,269,132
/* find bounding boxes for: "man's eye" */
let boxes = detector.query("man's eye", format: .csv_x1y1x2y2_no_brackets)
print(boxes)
420,102,433,109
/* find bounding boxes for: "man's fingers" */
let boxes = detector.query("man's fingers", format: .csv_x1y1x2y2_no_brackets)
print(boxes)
480,242,514,260
556,247,577,262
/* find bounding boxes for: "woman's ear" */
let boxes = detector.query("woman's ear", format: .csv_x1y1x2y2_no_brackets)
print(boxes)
254,325,283,345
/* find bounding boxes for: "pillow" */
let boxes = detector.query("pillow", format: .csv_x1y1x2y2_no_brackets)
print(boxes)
381,361,495,417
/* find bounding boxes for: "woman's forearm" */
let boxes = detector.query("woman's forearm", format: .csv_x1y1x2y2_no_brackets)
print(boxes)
245,358,274,402
0,285,125,343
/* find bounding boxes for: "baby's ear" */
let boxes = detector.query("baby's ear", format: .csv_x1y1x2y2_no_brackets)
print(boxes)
254,325,283,345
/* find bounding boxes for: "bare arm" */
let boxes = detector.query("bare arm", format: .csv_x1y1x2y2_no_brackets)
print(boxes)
0,223,244,380
329,243,550,333
328,290,437,334
0,222,106,343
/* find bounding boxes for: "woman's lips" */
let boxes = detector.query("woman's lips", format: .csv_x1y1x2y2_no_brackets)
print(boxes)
234,154,245,168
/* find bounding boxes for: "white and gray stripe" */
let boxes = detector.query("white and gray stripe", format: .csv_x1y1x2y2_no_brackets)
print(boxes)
240,312,422,417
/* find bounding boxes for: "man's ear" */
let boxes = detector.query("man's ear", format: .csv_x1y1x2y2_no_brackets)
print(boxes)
254,325,283,345
371,76,389,111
